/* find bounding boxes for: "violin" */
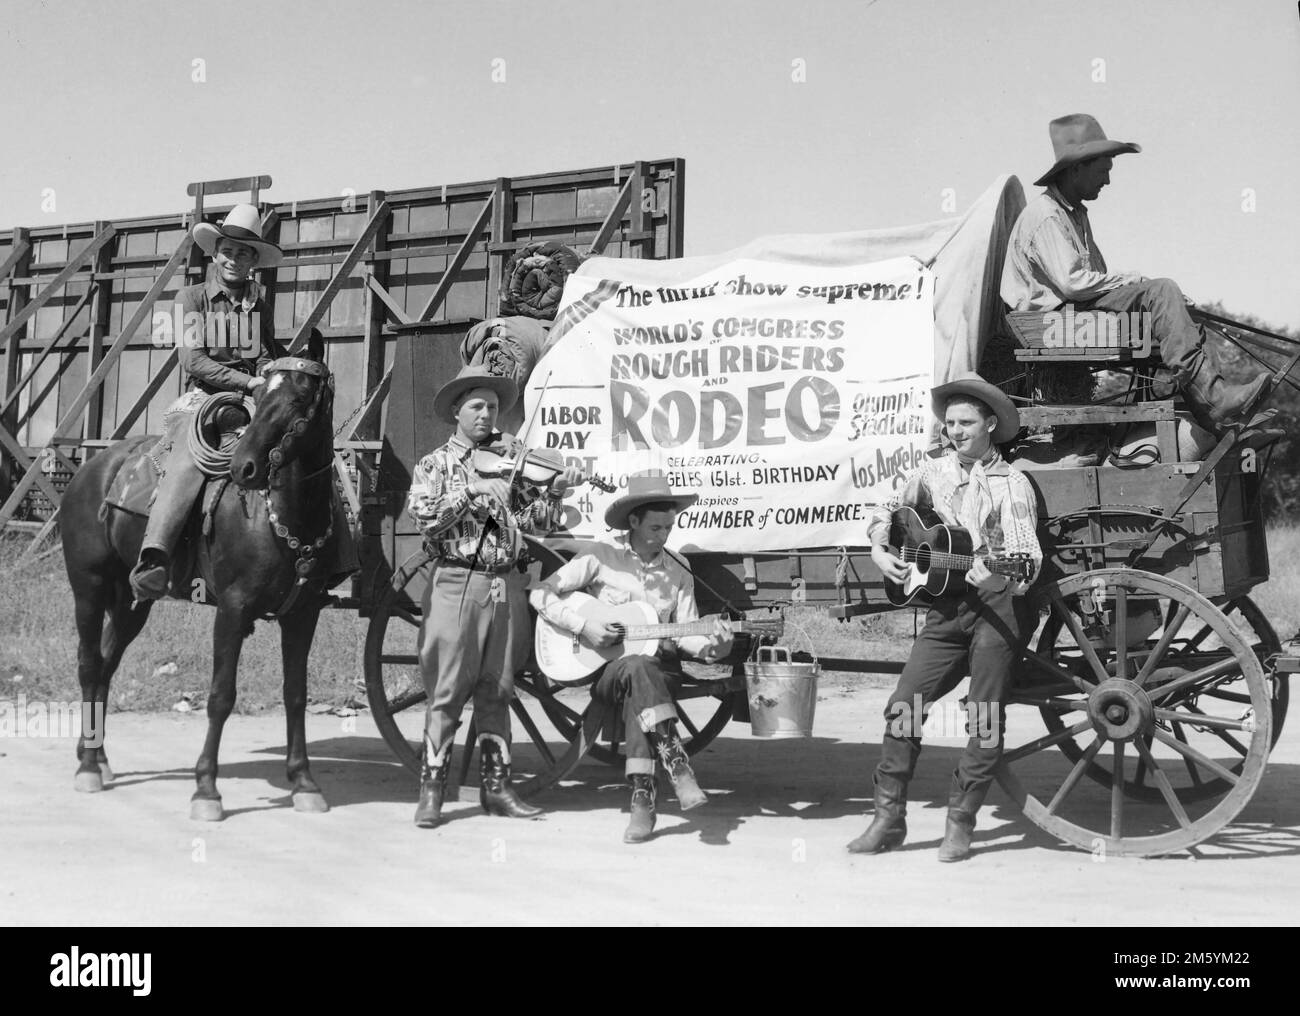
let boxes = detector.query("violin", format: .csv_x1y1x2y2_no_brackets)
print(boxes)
471,440,616,495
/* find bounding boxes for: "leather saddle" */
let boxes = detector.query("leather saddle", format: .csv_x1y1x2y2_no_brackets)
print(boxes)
102,403,250,519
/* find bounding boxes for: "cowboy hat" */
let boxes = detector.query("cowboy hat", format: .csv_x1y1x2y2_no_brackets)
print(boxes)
931,372,1021,444
193,203,283,267
431,364,518,423
604,470,699,530
1034,114,1141,187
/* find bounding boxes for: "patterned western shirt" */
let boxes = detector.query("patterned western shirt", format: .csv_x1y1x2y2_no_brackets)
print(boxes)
176,277,284,394
866,449,1042,588
407,431,564,570
1000,185,1144,311
529,533,716,659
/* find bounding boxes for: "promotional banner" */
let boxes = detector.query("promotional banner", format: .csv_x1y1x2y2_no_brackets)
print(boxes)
526,256,935,552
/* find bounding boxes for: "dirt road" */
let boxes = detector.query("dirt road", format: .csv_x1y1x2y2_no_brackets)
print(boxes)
3,685,1298,926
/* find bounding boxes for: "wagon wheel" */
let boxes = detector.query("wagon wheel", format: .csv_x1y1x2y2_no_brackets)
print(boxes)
1000,569,1272,856
363,553,599,797
535,673,740,768
1030,593,1285,802
363,552,739,796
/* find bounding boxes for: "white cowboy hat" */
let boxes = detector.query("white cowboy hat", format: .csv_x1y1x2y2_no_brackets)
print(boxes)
604,470,699,530
192,203,283,267
1034,114,1141,187
931,372,1021,444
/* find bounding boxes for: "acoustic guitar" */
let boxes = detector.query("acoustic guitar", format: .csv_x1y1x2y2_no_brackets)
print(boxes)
883,506,1034,607
534,590,784,685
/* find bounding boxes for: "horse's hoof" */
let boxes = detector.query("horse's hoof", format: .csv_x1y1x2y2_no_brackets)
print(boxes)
74,771,104,793
293,792,330,814
190,797,224,822
98,762,115,784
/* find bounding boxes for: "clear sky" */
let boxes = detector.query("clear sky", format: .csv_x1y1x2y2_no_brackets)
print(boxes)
2,0,1297,326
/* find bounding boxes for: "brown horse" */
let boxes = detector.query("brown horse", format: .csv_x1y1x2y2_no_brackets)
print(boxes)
60,332,340,820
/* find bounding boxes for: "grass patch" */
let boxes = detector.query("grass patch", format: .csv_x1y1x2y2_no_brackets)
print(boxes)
5,526,1298,713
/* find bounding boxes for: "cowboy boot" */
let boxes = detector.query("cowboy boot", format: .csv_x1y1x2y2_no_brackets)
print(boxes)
624,772,657,844
846,771,909,854
414,742,452,829
479,735,543,818
650,721,707,810
1182,345,1272,433
938,774,991,863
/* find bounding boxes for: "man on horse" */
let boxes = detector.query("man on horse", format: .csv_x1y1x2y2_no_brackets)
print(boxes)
128,203,287,601
1001,114,1274,437
529,472,734,844
407,365,581,828
852,374,1042,862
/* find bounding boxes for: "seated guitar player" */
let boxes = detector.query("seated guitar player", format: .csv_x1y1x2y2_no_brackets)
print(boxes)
850,372,1043,863
528,471,733,844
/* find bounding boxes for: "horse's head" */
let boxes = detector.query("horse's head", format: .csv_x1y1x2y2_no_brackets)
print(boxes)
230,330,334,490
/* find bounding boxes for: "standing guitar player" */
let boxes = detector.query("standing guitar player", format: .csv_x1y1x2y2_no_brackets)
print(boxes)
852,373,1042,862
529,472,733,844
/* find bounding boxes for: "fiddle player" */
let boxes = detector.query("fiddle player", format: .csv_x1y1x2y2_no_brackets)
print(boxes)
849,373,1041,862
529,472,733,844
406,364,581,829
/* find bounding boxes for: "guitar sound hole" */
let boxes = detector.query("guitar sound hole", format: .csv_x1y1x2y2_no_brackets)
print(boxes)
914,544,931,571
611,625,627,643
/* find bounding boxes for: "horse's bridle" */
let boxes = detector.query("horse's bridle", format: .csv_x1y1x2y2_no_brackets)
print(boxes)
255,356,337,594
260,356,334,483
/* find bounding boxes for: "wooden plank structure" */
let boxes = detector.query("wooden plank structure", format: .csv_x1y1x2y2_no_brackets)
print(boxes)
0,158,686,547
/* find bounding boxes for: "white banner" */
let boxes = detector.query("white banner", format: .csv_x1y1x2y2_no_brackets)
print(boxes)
527,256,935,552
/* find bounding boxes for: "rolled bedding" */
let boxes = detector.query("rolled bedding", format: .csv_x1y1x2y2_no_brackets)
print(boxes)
500,241,584,319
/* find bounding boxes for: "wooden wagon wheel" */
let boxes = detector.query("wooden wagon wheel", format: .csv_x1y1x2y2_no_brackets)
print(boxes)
1029,593,1285,802
363,552,739,798
999,569,1272,856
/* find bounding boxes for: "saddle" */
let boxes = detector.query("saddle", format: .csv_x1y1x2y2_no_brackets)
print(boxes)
102,402,250,519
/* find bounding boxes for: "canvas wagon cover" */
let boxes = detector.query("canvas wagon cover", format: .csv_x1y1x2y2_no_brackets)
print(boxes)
573,175,1025,383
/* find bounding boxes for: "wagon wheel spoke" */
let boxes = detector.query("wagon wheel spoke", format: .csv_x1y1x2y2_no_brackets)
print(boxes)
1047,735,1106,815
392,606,420,629
676,707,701,739
1171,722,1203,787
1135,737,1192,829
1003,717,1093,765
510,698,556,767
1047,588,1114,686
1022,647,1094,694
1152,726,1240,785
1147,655,1241,705
387,687,426,715
1133,733,1152,789
538,695,582,726
1110,740,1125,840
1153,707,1251,734
1114,585,1128,679
1180,620,1216,655
1006,694,1088,713
379,652,418,666
1134,602,1192,689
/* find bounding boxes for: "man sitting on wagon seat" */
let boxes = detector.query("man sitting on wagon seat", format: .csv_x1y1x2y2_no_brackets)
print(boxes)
851,374,1042,863
529,472,734,844
1001,114,1272,436
129,203,288,600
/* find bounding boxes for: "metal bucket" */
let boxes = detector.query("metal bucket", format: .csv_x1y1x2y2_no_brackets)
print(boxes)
745,645,820,739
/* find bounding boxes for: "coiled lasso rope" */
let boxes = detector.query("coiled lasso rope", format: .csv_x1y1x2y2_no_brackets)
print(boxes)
187,392,249,478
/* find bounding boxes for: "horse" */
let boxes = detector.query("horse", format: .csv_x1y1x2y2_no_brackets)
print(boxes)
59,331,340,820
